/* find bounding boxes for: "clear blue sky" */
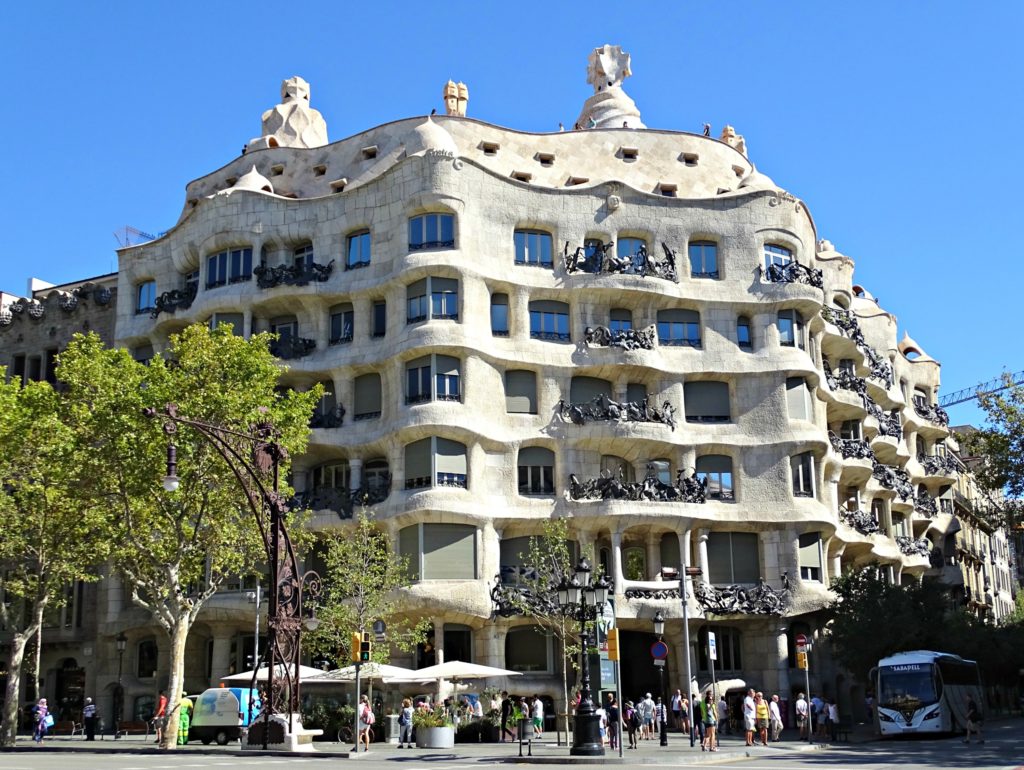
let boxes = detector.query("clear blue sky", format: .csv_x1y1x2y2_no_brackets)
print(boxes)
2,1,1021,425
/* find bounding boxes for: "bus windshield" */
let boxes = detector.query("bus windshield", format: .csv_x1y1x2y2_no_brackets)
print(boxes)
879,665,938,710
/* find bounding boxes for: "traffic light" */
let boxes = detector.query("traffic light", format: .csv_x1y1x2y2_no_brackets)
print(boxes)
350,632,361,663
359,631,372,662
606,628,620,661
796,652,808,670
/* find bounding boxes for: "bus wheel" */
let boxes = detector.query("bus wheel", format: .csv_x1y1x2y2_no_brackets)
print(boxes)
216,730,229,745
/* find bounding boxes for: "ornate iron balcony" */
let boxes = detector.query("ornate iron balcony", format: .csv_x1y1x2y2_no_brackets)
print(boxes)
763,260,823,289
436,472,467,488
568,468,706,503
914,492,938,517
693,579,787,616
877,410,902,438
292,477,391,520
872,461,914,501
253,260,334,289
152,283,198,317
270,336,316,360
839,506,881,535
918,453,960,476
820,305,863,341
823,360,867,397
563,241,679,282
895,535,932,558
309,405,345,429
583,324,657,351
557,394,676,430
913,401,950,427
829,431,875,460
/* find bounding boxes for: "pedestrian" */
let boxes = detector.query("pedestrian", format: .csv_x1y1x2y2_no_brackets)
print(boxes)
398,697,414,748
32,698,49,745
769,694,783,742
864,692,874,722
500,691,513,742
532,694,544,739
701,691,718,752
607,696,620,750
691,693,704,745
82,697,98,741
743,688,756,746
964,694,984,744
654,696,667,741
815,696,828,739
176,692,192,745
595,702,607,746
640,692,655,739
154,689,167,744
670,689,683,730
717,695,729,734
357,694,374,751
828,699,839,742
624,700,639,748
755,691,769,746
795,692,808,740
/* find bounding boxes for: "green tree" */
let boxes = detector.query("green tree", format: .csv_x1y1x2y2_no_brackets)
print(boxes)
56,325,319,749
0,377,109,746
305,508,429,665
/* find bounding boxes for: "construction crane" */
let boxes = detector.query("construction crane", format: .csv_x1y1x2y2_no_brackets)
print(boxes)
113,225,157,248
939,370,1024,408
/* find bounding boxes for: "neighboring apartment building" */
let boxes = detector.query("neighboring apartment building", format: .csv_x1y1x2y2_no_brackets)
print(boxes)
2,48,1015,727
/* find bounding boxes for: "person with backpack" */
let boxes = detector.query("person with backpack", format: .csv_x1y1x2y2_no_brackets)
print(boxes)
358,694,374,751
624,700,640,748
397,698,414,748
32,698,50,745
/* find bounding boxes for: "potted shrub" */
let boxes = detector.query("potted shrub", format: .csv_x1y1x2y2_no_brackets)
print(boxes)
413,708,455,748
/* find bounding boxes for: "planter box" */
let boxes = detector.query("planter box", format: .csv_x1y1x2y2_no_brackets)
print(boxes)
416,726,455,749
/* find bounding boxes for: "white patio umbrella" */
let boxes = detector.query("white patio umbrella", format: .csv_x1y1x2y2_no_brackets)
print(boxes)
385,660,522,684
221,663,328,683
310,663,425,682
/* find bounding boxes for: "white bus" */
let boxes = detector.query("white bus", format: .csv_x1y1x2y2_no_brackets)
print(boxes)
872,650,982,736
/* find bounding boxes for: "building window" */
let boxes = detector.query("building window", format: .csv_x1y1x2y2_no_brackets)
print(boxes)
707,532,760,584
399,523,477,580
737,316,752,350
491,293,509,336
404,437,468,489
689,241,719,279
407,277,458,323
405,355,461,404
209,313,244,336
207,247,253,288
329,303,354,344
293,242,314,270
601,455,635,483
657,309,701,347
529,300,570,342
135,280,156,314
518,446,555,495
697,626,742,672
791,452,815,497
617,236,647,268
786,377,813,421
609,308,632,334
514,230,553,267
696,455,734,501
840,419,862,441
308,460,350,490
626,383,647,403
778,309,805,349
763,243,792,271
364,458,390,496
648,458,671,485
346,230,371,269
505,626,553,673
137,639,158,678
408,213,455,250
269,315,297,342
683,381,730,423
372,300,386,338
798,533,823,582
570,376,612,404
353,373,382,421
505,370,538,414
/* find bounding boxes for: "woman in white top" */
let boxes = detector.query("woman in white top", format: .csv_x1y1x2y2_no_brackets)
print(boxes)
357,694,373,751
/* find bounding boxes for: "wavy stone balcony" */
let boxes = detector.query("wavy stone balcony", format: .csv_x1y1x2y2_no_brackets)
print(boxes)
819,306,894,389
895,535,932,558
254,261,334,289
914,492,938,517
761,260,823,289
872,461,914,501
583,324,657,351
913,401,950,427
839,506,881,536
563,241,679,283
270,336,317,360
568,469,706,503
292,478,392,520
557,394,676,430
829,432,875,461
152,283,198,317
917,453,960,481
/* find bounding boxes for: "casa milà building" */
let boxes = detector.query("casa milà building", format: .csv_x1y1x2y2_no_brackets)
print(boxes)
107,46,964,722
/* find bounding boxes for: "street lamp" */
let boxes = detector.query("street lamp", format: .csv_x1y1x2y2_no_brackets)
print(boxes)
144,404,321,750
114,631,127,739
652,611,668,747
556,557,610,757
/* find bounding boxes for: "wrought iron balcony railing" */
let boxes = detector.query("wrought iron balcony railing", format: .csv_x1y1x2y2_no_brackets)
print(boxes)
829,432,875,461
895,535,932,558
270,336,317,360
913,401,950,427
918,453,961,476
762,260,824,289
253,260,334,289
568,468,706,503
309,405,345,429
914,492,938,517
292,477,391,519
839,506,881,535
557,394,676,430
583,324,657,351
563,241,679,282
152,283,198,317
872,461,914,501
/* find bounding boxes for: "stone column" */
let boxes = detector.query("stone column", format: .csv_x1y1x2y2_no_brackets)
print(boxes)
433,620,445,665
646,531,662,580
511,286,530,341
610,530,624,596
677,529,694,612
209,631,234,685
697,530,710,582
243,309,253,338
349,458,364,493
775,626,791,699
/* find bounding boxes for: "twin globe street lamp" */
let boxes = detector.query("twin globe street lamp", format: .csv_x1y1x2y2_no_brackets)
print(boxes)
555,557,611,757
652,610,668,746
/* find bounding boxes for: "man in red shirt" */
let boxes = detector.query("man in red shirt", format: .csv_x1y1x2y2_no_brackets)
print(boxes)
154,690,168,744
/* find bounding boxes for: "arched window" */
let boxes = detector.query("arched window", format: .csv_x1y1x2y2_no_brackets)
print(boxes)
346,230,371,269
689,241,719,279
763,244,792,271
491,293,509,336
737,316,752,350
505,626,553,673
786,377,813,421
329,303,354,344
698,626,742,672
293,242,314,269
137,639,158,678
408,213,455,250
505,370,537,414
529,300,570,342
778,309,805,349
364,459,390,494
798,533,822,582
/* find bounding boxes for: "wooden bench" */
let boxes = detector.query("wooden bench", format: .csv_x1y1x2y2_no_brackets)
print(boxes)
115,720,151,740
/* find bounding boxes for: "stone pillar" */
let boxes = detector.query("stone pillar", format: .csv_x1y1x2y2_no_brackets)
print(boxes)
511,286,530,341
243,309,253,338
697,530,710,582
646,531,662,580
433,619,445,665
486,625,506,668
349,458,364,493
775,626,791,699
677,529,694,612
481,521,501,589
209,631,234,685
610,530,624,596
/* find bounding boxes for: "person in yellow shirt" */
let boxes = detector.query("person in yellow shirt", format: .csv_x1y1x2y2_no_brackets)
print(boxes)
177,693,193,745
754,692,770,746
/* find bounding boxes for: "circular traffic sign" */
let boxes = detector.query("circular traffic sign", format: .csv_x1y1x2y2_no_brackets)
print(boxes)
795,633,808,647
650,640,669,660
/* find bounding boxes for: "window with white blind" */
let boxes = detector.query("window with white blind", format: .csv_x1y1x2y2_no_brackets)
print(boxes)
569,376,612,404
707,532,760,585
505,370,537,414
684,381,731,422
406,355,461,404
518,446,555,496
353,373,382,421
407,277,459,323
657,308,701,347
404,437,468,489
786,377,813,421
798,533,823,582
791,452,815,497
399,523,477,580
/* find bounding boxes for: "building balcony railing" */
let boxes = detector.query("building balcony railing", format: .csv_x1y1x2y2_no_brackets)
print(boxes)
823,360,868,398
876,409,903,438
762,260,824,289
829,432,875,461
896,535,933,558
253,260,334,289
839,506,881,535
583,324,657,351
563,241,679,282
918,453,961,476
270,336,317,360
152,283,198,317
309,405,345,429
405,473,469,490
820,305,862,339
913,401,950,427
557,394,676,430
659,337,702,348
914,492,938,517
872,461,914,501
292,477,391,519
568,468,706,503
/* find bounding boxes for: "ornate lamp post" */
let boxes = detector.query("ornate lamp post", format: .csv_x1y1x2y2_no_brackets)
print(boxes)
556,557,610,757
114,631,127,738
652,610,668,746
144,404,320,750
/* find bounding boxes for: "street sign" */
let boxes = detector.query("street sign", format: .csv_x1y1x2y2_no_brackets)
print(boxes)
708,632,718,661
795,633,808,653
654,659,666,667
650,640,669,660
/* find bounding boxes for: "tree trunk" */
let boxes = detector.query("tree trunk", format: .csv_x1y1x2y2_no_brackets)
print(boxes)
30,607,44,703
159,618,191,750
0,631,30,746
